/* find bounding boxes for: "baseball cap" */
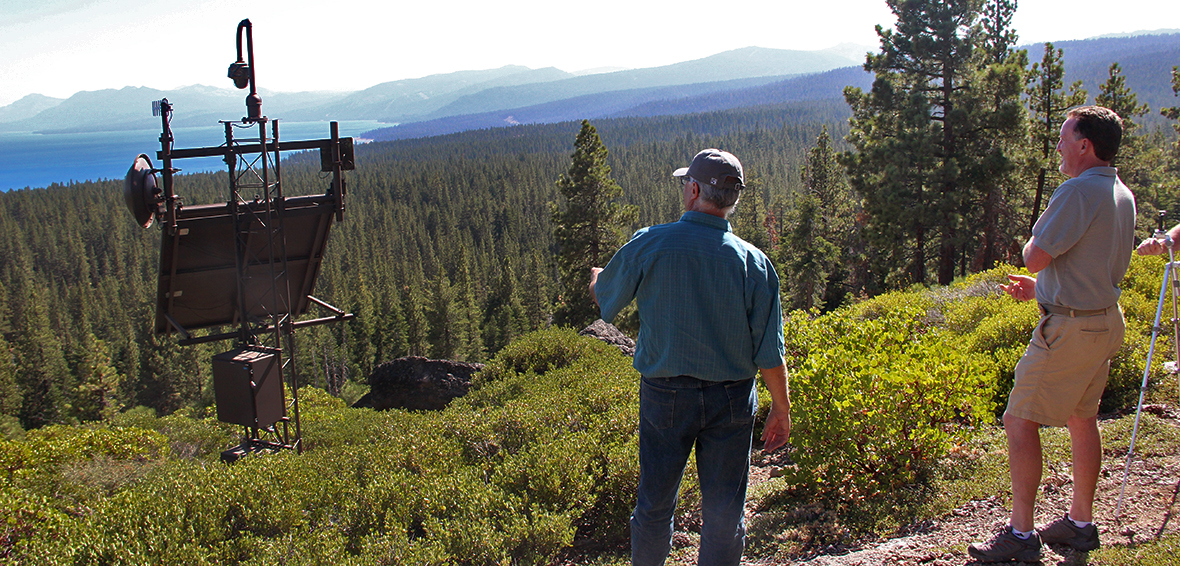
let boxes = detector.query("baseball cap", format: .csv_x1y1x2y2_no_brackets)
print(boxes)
672,148,745,191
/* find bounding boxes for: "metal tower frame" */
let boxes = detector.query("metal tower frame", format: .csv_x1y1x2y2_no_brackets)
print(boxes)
146,19,354,459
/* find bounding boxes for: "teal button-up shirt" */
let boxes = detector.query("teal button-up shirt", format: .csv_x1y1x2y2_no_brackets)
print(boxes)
595,211,785,381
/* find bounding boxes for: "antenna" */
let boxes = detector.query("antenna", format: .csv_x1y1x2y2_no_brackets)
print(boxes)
123,154,162,228
124,20,355,461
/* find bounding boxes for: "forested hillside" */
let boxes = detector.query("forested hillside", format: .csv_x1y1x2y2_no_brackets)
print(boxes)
2,1,1179,443
1056,33,1180,127
0,103,850,433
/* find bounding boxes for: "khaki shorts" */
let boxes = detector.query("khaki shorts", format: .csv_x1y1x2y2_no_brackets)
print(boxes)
1005,306,1125,426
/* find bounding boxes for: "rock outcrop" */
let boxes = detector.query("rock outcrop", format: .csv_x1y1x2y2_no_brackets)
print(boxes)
353,356,484,411
579,319,635,357
355,324,631,412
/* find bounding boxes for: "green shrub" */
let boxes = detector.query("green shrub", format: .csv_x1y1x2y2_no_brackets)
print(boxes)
109,408,238,460
935,269,1040,417
0,415,23,441
909,261,1173,418
2,425,168,480
473,327,609,384
783,305,997,498
4,329,645,565
448,328,641,548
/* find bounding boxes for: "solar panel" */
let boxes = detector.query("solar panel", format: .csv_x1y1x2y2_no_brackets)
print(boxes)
154,193,336,334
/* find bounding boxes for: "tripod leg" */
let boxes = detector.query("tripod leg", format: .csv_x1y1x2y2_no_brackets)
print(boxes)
1173,256,1180,402
1116,258,1173,518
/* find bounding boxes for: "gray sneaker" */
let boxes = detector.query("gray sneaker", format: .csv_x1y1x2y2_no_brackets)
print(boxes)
967,526,1042,563
1038,514,1100,551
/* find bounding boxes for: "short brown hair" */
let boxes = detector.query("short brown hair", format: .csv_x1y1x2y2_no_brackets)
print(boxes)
1067,106,1123,162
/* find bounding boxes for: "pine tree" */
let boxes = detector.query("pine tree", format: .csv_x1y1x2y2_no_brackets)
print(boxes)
1097,63,1150,132
1162,66,1180,178
400,247,430,358
452,247,486,362
134,325,202,416
71,332,124,422
1097,63,1152,188
482,258,527,355
780,194,839,311
371,265,408,364
0,281,16,421
782,128,858,310
11,276,72,428
0,334,21,420
806,128,851,220
1163,65,1180,127
845,76,940,287
521,251,552,332
425,272,462,360
963,0,1027,272
346,274,377,378
844,0,1024,285
731,181,769,251
1025,43,1087,230
552,120,637,328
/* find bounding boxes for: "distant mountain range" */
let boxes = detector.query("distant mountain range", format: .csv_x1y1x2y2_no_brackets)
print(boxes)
2,32,1178,142
0,46,864,135
365,67,877,142
359,33,1180,142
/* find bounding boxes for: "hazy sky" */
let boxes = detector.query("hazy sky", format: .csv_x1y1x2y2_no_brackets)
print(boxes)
1,0,1176,107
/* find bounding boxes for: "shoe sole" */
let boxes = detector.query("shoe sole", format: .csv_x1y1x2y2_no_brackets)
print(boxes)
1044,539,1100,552
967,548,1042,562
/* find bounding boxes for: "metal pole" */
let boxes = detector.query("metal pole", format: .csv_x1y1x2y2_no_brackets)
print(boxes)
1115,240,1176,517
1173,254,1180,404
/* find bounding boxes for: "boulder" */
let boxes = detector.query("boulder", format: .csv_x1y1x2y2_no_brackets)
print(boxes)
353,356,484,411
580,319,635,357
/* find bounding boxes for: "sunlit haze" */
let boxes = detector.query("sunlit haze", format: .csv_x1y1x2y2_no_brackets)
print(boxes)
1,0,1176,106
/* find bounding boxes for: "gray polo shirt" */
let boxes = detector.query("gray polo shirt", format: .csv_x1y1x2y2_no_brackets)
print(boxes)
1032,166,1136,311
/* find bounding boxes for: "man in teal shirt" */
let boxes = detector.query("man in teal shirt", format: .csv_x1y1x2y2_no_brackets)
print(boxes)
590,148,791,566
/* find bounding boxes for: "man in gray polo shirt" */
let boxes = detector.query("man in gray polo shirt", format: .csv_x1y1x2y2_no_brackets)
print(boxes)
969,106,1135,562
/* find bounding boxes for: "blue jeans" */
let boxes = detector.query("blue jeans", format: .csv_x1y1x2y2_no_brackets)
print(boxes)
631,376,757,566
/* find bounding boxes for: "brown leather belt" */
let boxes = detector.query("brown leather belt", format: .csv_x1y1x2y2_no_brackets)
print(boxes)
1038,303,1110,318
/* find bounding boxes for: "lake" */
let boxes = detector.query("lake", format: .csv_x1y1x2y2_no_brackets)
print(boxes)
0,120,385,191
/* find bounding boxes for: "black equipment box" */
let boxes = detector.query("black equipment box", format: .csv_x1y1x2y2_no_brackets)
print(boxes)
213,347,285,428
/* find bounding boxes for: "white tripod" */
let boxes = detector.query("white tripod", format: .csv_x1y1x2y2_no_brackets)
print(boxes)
1115,212,1180,518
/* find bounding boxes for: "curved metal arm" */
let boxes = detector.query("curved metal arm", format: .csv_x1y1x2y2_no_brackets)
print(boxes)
229,19,263,121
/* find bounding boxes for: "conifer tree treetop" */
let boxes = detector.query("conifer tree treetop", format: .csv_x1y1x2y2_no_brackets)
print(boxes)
552,120,637,329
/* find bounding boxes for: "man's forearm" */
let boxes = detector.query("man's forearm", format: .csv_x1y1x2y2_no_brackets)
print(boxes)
759,363,790,410
589,267,602,307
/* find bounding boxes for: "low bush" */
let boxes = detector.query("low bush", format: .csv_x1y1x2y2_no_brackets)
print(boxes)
781,304,997,499
3,328,643,565
898,260,1172,417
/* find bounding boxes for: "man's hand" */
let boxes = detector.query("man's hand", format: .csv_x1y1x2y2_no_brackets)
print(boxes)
761,402,791,453
1001,274,1036,302
1139,224,1180,255
1137,237,1172,256
759,364,791,453
589,267,603,306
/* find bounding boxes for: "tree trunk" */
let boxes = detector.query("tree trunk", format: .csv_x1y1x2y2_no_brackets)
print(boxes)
1030,168,1047,233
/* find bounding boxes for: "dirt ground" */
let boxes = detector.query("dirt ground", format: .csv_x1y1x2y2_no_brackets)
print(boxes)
665,406,1180,566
